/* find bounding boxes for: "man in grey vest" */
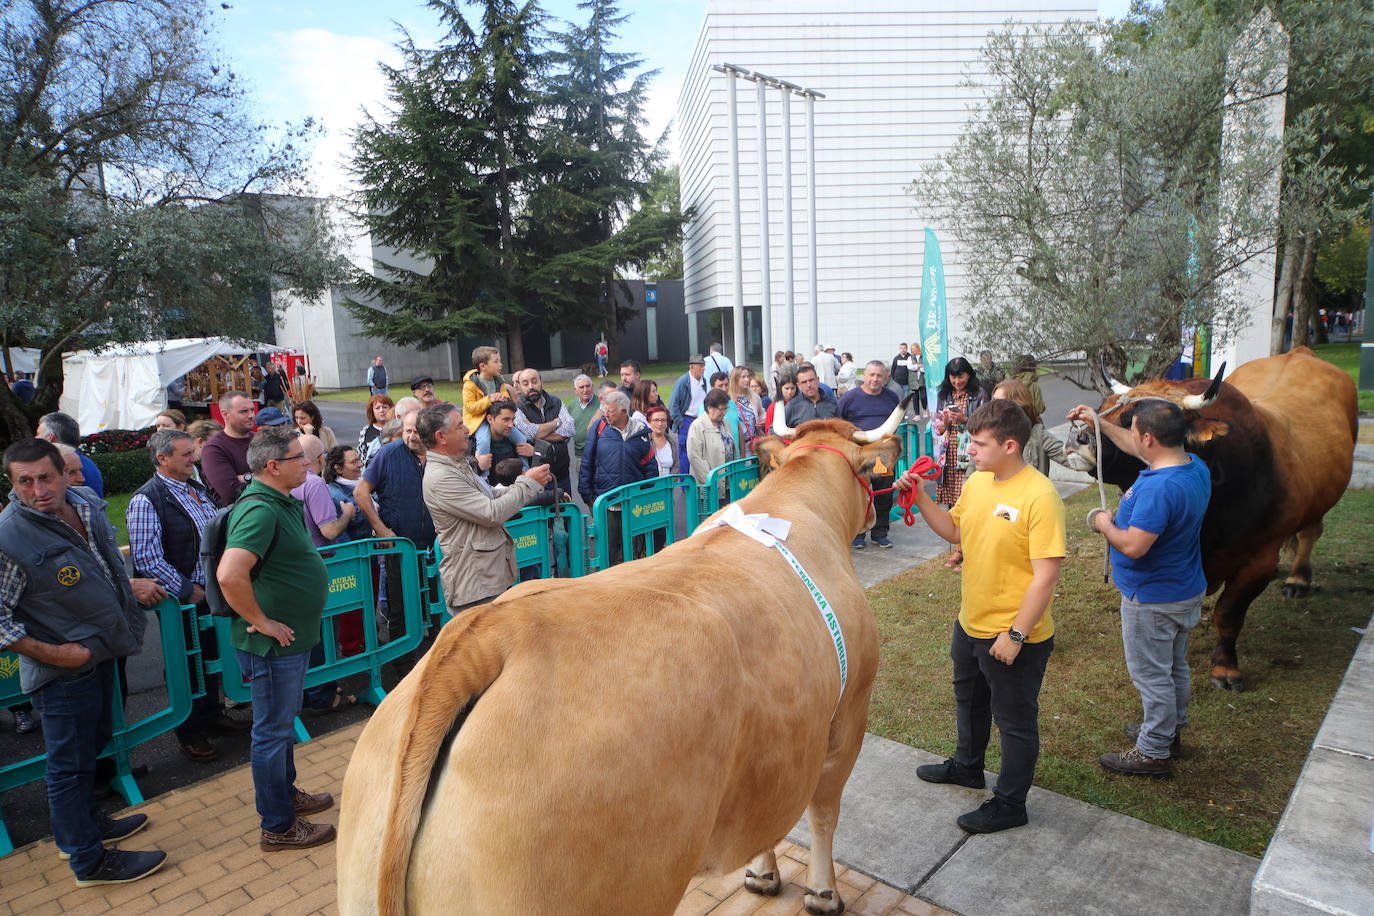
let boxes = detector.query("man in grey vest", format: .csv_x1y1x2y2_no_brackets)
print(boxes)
0,438,169,886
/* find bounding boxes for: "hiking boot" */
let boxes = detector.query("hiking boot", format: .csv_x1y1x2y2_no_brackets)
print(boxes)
916,758,985,789
293,787,334,816
73,848,167,886
957,796,1029,834
850,535,866,549
1123,721,1184,758
260,818,336,851
14,708,36,734
59,813,150,860
1100,746,1173,778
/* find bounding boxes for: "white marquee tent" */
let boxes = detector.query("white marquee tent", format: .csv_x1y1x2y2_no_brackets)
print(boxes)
59,337,288,432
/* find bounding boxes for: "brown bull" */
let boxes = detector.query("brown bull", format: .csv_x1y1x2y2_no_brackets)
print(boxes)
1075,347,1357,689
336,415,906,915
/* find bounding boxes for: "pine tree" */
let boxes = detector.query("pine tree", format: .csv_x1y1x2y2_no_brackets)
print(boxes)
348,0,548,366
525,0,685,361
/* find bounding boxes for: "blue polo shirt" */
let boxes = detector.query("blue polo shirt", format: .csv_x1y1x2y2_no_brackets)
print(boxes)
1109,454,1210,603
362,440,436,550
838,386,900,431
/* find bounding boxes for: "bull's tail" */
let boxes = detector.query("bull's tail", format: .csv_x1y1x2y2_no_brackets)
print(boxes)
374,610,511,916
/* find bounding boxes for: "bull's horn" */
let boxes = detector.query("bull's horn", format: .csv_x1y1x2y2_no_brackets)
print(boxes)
852,391,914,443
1101,362,1130,396
1179,361,1226,411
772,403,796,438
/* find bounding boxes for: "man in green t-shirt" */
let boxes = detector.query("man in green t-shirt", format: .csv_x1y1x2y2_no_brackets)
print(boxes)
217,426,336,852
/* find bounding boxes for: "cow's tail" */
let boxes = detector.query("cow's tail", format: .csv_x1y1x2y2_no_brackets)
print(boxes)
375,610,511,916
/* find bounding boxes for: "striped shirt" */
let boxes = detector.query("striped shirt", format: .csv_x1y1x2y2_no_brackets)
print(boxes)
126,474,218,592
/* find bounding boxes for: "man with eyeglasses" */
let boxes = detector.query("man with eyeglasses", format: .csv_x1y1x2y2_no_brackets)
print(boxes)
216,426,337,853
409,375,439,408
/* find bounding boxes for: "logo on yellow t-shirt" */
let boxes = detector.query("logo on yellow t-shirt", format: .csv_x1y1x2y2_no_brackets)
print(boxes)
994,503,1020,522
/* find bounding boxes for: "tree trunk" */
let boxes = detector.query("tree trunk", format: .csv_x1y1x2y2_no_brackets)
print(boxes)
1291,234,1318,348
505,313,525,372
1270,231,1299,355
0,386,35,447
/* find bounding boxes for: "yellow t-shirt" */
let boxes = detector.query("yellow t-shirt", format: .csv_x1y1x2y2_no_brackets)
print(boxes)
949,464,1067,642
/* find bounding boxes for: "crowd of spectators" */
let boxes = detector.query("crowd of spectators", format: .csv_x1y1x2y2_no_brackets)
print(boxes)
0,341,1068,887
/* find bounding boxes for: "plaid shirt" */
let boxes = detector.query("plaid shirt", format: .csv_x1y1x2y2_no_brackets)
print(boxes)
0,490,117,650
126,473,218,594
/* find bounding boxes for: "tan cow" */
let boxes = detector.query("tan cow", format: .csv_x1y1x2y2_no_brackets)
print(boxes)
337,410,909,915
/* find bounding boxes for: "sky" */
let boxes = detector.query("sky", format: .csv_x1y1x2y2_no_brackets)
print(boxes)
209,0,1133,197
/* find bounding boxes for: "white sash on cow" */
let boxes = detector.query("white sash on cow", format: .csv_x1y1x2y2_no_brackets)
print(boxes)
698,504,848,715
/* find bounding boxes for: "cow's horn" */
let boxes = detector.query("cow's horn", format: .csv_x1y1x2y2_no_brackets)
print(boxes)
772,403,796,438
1101,362,1131,396
852,392,914,443
1179,361,1226,411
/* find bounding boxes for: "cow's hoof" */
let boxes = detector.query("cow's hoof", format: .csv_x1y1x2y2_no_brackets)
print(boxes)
1282,582,1312,599
803,887,845,915
744,869,781,896
1209,673,1246,691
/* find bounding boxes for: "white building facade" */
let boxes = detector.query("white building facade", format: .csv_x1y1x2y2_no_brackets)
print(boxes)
678,0,1096,369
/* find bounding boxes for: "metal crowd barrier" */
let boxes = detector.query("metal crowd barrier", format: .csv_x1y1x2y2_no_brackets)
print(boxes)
701,456,762,515
0,597,194,856
208,537,425,743
590,474,702,569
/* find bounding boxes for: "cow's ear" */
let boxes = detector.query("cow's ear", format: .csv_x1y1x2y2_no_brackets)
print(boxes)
754,436,789,477
1186,418,1230,446
856,436,902,479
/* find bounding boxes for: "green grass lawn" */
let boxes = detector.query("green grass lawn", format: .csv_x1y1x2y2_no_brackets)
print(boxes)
1313,342,1373,411
866,486,1374,857
104,491,135,547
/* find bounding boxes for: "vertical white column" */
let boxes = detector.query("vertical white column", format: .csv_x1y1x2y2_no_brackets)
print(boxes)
779,82,795,360
727,70,746,366
756,77,772,372
805,91,820,349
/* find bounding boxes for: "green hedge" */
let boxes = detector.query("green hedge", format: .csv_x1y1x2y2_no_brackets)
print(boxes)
90,451,154,495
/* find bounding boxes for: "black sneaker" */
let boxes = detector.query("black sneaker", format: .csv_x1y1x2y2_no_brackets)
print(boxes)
1123,721,1183,758
957,797,1029,834
59,813,149,860
915,758,986,789
74,848,167,886
1100,746,1173,778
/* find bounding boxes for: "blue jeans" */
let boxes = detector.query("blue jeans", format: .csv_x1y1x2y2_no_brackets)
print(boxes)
31,659,115,875
1120,592,1204,758
236,648,311,832
950,621,1053,808
473,421,529,464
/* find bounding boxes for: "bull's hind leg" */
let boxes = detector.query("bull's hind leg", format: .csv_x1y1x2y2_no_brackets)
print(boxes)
743,847,782,896
1282,521,1323,598
1210,546,1280,691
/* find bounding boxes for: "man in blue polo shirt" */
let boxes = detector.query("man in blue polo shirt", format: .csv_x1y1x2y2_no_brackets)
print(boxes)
838,361,901,549
353,408,435,663
1083,399,1210,778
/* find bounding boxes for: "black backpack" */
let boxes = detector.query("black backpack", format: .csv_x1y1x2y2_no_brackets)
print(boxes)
200,494,280,618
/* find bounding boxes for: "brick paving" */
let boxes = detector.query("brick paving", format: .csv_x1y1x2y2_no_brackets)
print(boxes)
0,723,951,916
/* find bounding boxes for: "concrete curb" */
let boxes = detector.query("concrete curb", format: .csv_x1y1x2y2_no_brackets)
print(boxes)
1251,613,1374,916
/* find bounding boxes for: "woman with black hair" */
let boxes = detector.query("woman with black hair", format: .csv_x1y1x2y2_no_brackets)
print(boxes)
932,356,987,571
293,399,339,451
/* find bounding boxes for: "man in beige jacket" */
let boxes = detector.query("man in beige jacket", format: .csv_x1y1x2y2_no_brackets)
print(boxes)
415,403,551,615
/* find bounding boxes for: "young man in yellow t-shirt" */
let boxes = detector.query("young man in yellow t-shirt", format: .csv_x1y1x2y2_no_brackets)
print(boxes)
895,397,1067,833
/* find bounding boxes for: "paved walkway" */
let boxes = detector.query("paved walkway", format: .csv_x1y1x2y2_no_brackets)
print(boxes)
0,722,949,916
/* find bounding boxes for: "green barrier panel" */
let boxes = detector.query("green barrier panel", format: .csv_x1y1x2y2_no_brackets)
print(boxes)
591,474,700,570
701,457,761,515
428,504,592,625
0,597,194,857
207,537,424,743
891,422,931,521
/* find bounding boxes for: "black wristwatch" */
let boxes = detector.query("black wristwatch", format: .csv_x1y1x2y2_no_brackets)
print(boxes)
1008,627,1027,644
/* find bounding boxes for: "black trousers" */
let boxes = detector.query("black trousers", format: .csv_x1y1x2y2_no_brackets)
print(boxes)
950,620,1053,808
870,475,894,539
